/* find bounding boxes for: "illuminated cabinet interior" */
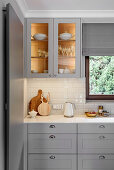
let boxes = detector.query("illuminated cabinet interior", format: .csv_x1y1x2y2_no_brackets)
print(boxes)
58,23,76,74
27,18,80,78
31,23,48,74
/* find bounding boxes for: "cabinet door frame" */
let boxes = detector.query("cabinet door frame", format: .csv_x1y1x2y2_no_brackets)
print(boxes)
27,18,53,78
54,18,81,78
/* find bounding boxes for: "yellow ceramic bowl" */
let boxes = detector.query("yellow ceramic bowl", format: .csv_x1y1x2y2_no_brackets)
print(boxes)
85,112,97,117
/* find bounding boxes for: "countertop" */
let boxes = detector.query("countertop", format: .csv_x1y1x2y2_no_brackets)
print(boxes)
24,114,114,123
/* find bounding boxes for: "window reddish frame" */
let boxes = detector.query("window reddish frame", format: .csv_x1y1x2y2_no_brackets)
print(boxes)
85,56,114,100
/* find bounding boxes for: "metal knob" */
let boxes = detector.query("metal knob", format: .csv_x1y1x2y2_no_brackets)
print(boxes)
99,155,105,159
99,136,106,139
99,125,105,128
49,125,55,128
49,135,55,139
50,155,55,159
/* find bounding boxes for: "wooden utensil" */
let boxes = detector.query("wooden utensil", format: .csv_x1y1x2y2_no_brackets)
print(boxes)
38,93,51,116
29,89,47,112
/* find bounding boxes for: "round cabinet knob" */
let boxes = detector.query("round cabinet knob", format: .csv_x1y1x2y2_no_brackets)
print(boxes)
49,125,55,128
49,135,55,139
99,155,105,159
50,155,55,159
99,136,106,139
99,125,105,128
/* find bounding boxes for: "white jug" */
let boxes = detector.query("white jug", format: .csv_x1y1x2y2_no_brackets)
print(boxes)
64,102,75,117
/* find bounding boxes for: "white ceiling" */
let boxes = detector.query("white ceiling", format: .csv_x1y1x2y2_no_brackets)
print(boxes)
23,0,114,10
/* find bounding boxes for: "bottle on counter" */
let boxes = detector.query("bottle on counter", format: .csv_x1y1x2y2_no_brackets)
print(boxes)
98,106,103,116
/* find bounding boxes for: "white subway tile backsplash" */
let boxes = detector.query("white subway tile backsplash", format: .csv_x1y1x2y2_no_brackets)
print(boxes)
26,78,114,116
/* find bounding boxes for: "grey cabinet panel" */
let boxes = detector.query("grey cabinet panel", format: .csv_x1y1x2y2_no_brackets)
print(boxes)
78,123,114,134
78,134,114,154
28,123,77,133
28,133,77,153
78,154,114,170
28,154,77,170
26,18,53,78
54,18,81,78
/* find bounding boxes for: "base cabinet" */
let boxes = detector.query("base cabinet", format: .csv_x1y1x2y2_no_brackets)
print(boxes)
78,134,114,154
24,123,114,170
28,154,77,170
78,154,114,170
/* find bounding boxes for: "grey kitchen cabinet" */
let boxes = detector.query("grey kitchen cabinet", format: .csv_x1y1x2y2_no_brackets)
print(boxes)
28,133,77,153
78,134,114,154
26,18,53,78
24,123,114,170
28,154,77,170
54,18,81,78
78,154,114,170
78,123,114,134
24,123,78,170
26,18,81,78
28,123,77,133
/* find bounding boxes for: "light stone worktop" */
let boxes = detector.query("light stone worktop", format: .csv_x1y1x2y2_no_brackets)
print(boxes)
24,114,114,123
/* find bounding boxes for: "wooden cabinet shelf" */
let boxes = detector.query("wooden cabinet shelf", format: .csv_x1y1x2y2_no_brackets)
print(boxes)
58,56,75,58
31,39,48,42
31,56,48,59
58,39,76,42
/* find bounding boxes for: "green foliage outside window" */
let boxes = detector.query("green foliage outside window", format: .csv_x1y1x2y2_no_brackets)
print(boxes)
89,56,114,95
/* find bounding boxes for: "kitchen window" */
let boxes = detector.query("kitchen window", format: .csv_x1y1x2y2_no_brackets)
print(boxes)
85,56,114,100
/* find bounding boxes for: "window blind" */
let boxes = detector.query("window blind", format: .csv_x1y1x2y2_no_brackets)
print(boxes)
82,23,114,56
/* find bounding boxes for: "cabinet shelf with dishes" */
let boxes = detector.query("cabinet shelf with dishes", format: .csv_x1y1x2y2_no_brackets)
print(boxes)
26,18,80,78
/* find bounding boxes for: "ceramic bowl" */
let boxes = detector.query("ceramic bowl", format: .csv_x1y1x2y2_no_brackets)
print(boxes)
85,112,97,117
29,110,37,118
59,33,72,40
34,33,47,40
31,70,38,73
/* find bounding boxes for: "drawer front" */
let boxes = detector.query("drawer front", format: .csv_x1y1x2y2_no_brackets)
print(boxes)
28,123,77,133
78,123,114,134
78,154,114,170
28,154,77,170
28,133,77,153
78,134,114,153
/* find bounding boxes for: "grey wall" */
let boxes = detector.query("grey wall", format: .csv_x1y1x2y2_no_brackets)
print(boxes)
0,1,24,170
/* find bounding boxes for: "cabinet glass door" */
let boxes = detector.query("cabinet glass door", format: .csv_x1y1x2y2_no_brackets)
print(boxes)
27,19,53,78
31,23,48,74
54,19,80,77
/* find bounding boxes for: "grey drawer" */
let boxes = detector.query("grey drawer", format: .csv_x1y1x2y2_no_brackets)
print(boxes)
78,154,114,170
28,123,77,133
78,123,114,133
28,133,77,153
28,154,77,170
78,134,114,154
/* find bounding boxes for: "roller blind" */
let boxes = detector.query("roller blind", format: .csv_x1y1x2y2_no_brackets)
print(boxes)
82,23,114,56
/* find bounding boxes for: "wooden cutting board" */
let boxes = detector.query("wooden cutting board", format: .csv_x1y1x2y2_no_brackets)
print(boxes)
29,89,47,112
38,93,51,116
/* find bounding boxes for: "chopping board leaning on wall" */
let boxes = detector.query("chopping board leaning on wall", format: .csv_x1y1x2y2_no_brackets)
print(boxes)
29,89,47,112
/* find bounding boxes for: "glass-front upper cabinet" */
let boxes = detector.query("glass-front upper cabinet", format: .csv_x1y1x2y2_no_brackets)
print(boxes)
27,19,53,77
54,19,80,78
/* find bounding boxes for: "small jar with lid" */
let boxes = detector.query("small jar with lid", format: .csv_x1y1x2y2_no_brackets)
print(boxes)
98,106,103,116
